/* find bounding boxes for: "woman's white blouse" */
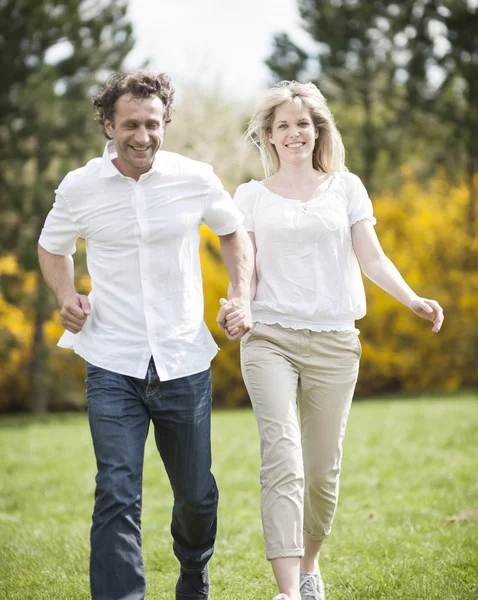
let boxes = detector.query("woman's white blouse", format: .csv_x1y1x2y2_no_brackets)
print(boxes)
234,172,376,332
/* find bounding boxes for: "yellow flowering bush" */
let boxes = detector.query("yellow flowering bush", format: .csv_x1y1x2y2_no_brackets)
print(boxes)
0,172,476,410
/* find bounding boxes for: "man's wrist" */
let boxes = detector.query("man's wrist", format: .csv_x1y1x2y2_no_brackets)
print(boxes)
228,295,250,306
228,286,250,302
57,287,78,307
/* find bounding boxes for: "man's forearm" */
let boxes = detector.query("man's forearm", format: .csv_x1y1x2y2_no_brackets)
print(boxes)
219,228,254,301
38,244,76,306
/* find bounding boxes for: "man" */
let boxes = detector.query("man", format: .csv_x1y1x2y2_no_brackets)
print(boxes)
38,71,253,600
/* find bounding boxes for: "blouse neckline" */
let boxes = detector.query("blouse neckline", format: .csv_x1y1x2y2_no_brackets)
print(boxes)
254,174,337,204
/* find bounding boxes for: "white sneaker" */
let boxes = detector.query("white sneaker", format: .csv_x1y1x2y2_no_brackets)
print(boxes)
272,595,289,600
300,570,325,600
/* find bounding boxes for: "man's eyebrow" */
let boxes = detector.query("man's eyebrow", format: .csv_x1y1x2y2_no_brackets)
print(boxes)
121,118,161,124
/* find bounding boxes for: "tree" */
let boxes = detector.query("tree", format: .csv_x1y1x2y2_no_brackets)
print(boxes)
0,0,134,413
265,1,408,191
392,0,478,237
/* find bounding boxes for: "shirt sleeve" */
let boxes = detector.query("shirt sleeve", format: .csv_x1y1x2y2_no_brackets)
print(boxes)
38,187,79,255
233,182,257,232
202,171,244,235
346,173,377,227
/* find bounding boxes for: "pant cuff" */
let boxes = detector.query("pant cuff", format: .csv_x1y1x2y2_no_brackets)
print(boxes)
303,528,330,542
266,548,304,561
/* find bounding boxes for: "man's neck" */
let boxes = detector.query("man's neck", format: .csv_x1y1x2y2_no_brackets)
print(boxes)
112,156,154,181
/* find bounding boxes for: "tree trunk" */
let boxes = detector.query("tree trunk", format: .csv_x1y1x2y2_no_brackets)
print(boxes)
30,277,50,415
362,72,376,192
467,160,476,239
466,98,478,238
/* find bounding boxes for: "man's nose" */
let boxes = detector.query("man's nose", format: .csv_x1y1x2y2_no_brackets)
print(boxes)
134,126,149,144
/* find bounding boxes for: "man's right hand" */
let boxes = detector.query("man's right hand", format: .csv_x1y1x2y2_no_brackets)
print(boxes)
60,291,91,333
217,297,252,342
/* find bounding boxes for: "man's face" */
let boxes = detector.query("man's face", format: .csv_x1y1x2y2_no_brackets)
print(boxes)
104,94,165,179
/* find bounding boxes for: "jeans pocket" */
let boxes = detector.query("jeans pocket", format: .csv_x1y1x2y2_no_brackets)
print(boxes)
85,362,104,384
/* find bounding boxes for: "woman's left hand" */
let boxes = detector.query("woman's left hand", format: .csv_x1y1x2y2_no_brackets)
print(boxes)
408,297,444,333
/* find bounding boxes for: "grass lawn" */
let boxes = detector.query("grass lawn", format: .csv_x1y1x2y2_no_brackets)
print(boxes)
0,394,477,599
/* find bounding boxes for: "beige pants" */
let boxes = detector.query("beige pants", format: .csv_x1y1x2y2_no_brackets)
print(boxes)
240,322,361,560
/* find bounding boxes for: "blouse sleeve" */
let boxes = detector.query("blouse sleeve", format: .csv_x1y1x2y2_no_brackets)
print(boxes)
344,173,377,227
233,181,257,232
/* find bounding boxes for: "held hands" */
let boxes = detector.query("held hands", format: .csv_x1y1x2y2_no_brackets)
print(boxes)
408,296,444,333
60,290,91,334
216,297,252,342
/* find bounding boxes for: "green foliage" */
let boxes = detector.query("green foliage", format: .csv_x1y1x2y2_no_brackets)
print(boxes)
0,0,134,258
264,32,309,83
0,0,134,411
0,396,476,598
266,1,406,191
391,0,478,232
265,0,478,201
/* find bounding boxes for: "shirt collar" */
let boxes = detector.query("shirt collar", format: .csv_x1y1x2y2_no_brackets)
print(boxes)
99,140,163,179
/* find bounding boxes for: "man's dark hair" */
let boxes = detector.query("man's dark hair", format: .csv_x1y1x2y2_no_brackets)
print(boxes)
92,71,175,139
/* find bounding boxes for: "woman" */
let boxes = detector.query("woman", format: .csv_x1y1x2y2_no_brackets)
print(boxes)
221,81,444,600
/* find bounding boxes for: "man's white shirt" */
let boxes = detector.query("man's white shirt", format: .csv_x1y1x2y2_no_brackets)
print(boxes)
39,142,244,381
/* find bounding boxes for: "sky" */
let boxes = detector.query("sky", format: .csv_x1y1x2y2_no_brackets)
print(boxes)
125,0,317,101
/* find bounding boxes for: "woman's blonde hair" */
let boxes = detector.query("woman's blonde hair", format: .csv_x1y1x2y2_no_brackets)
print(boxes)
245,81,346,177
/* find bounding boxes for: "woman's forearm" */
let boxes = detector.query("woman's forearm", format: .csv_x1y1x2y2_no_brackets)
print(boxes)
361,253,418,307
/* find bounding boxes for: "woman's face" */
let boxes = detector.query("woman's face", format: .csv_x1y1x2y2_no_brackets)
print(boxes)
269,100,318,167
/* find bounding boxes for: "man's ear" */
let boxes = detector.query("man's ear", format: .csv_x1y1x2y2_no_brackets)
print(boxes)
104,118,113,138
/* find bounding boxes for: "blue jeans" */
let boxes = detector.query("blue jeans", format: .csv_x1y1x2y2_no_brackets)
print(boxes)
86,360,218,600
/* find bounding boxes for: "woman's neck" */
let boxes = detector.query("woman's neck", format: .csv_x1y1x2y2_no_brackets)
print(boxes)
270,163,324,189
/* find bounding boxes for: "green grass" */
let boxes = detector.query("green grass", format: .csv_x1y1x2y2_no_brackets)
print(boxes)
0,395,477,599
